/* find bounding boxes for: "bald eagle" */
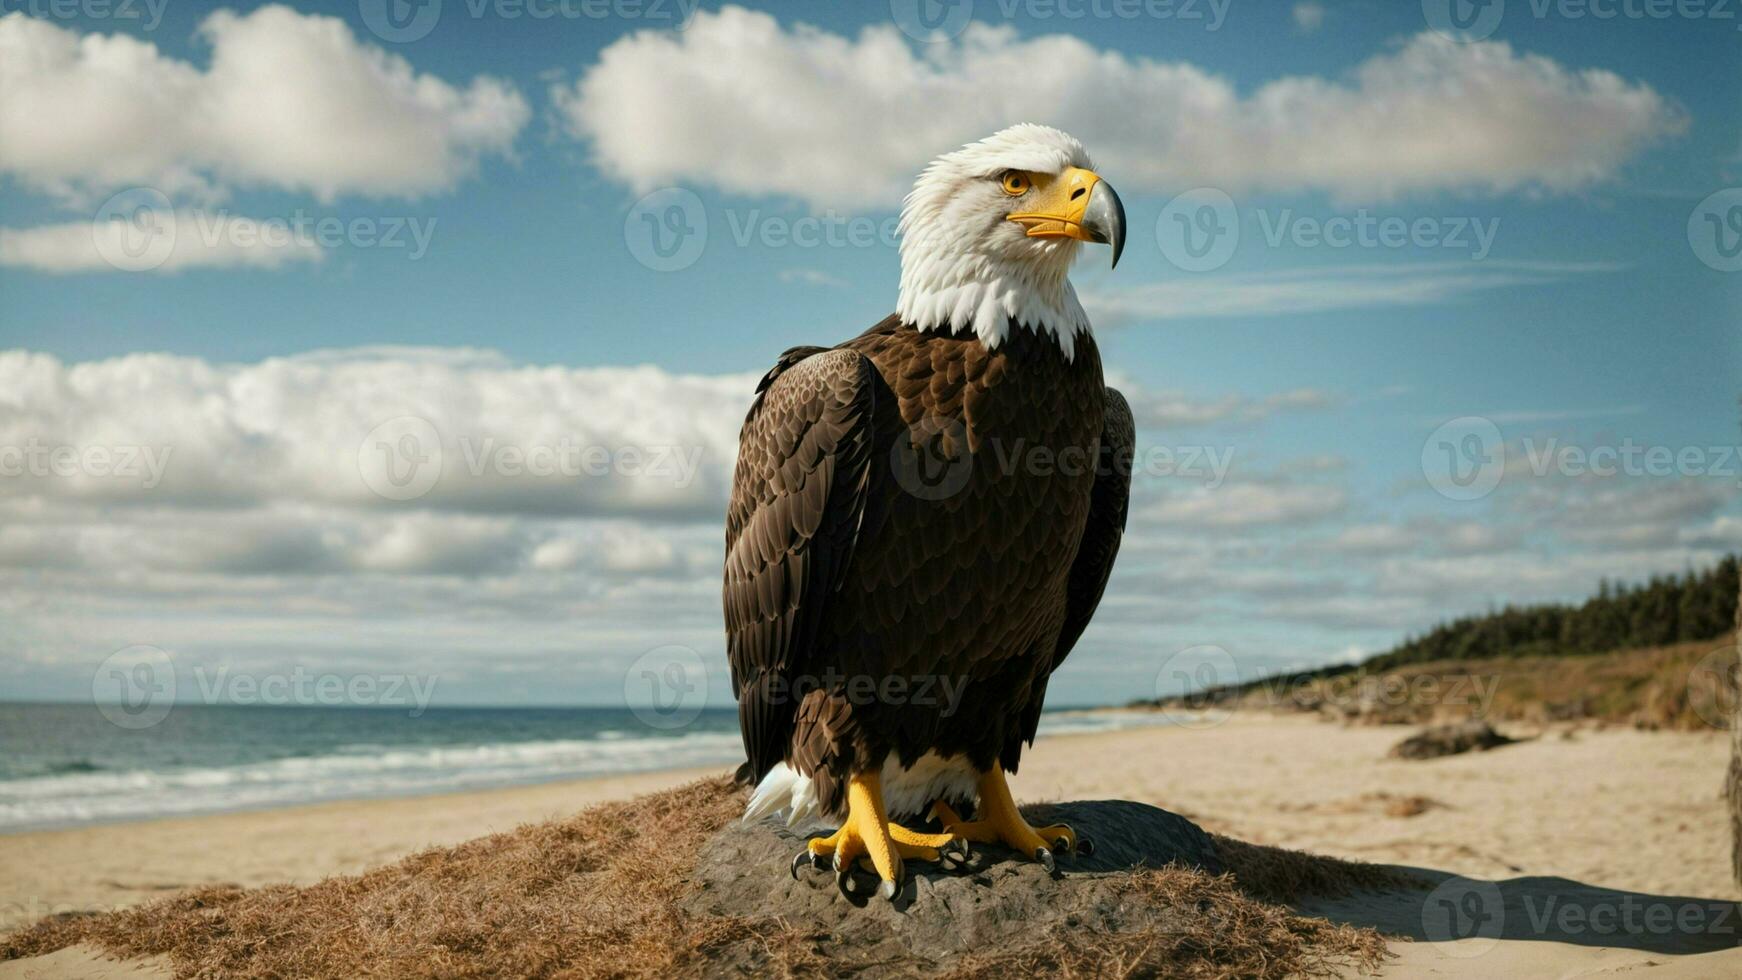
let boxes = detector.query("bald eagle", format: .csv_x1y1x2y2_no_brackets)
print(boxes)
725,125,1132,900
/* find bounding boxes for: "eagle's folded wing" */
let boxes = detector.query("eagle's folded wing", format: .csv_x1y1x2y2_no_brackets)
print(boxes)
1012,387,1133,760
724,347,878,785
1056,386,1134,665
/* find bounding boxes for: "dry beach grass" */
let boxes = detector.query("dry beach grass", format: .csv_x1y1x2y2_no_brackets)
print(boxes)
3,775,1390,979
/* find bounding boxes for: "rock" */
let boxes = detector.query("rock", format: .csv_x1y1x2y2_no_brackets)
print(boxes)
1389,720,1518,760
685,800,1223,964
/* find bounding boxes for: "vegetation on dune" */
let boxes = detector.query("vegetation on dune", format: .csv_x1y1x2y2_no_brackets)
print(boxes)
1373,554,1737,669
1289,636,1734,730
1140,554,1741,730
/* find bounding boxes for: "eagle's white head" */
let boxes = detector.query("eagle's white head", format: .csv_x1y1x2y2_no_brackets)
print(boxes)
896,124,1125,361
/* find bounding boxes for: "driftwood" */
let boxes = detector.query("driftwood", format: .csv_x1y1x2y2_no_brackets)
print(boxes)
1388,720,1518,760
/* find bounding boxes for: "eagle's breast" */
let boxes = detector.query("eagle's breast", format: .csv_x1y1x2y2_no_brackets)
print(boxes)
810,317,1105,767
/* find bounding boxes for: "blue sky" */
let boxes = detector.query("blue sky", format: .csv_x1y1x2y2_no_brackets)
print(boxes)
0,0,1738,709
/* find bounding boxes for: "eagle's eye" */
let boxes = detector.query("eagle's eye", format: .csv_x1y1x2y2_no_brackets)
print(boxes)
999,172,1031,196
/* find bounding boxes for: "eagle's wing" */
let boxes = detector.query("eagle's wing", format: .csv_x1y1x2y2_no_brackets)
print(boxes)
1054,387,1135,666
1011,387,1134,764
724,346,878,785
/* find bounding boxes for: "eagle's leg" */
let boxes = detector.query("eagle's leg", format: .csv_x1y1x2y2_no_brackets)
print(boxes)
795,820,962,881
929,768,1090,871
797,771,950,900
804,824,949,865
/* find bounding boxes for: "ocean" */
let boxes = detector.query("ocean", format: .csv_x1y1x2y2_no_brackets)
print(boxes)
0,702,1166,832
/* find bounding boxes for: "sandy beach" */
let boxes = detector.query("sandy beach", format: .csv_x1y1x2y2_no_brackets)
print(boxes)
3,714,1738,978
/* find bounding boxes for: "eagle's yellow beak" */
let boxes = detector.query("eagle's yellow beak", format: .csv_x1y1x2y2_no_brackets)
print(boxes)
1007,167,1127,268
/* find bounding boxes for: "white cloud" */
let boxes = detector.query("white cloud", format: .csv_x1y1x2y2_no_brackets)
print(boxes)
0,6,528,203
554,6,1682,210
1115,382,1338,429
1325,523,1415,553
0,345,752,694
1085,262,1620,325
1508,476,1730,551
0,211,324,273
1293,2,1327,32
1482,404,1648,424
1,345,1733,704
1139,480,1349,528
0,347,752,517
1321,519,1509,557
1682,516,1742,550
776,267,848,288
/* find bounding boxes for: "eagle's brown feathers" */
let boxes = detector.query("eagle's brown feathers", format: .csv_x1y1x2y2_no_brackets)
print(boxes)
724,315,1132,816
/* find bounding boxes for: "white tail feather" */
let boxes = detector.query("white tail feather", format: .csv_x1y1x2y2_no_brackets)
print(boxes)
741,755,979,828
742,763,825,829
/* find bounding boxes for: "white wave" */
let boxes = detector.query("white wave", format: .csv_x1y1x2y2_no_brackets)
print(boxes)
0,731,744,832
1035,709,1174,737
0,710,1166,832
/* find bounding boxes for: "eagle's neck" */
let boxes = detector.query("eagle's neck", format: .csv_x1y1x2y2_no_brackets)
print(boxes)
896,253,1090,362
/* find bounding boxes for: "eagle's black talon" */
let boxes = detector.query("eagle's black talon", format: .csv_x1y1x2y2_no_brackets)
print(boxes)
1037,847,1057,874
835,862,884,903
1051,835,1072,854
939,839,970,870
791,848,828,879
1077,836,1095,857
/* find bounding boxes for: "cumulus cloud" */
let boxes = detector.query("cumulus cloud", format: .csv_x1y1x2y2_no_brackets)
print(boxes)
0,344,759,703
0,6,529,203
2,345,1734,705
553,6,1682,210
0,503,716,581
0,347,752,517
0,211,324,273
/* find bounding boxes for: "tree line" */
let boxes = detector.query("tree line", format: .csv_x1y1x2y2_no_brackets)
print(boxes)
1367,554,1739,671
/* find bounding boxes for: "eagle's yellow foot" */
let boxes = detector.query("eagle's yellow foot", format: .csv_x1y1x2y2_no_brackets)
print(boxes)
787,771,967,901
930,768,1093,873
